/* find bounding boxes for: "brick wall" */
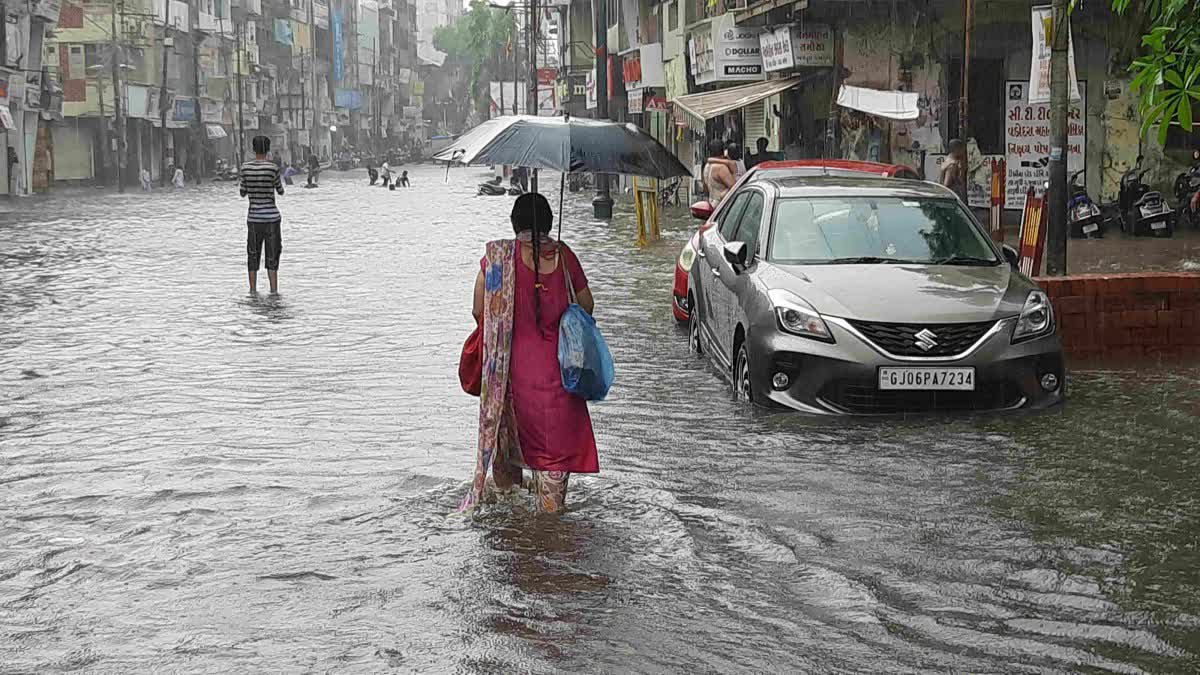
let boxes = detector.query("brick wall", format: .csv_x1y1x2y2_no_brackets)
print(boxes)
1034,273,1200,360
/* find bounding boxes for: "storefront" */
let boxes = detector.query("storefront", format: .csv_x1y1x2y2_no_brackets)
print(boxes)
757,23,836,159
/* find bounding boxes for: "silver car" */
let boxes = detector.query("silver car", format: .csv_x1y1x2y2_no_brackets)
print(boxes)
687,176,1065,414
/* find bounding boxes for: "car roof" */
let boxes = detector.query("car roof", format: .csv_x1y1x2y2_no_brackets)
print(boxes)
757,175,960,199
753,159,919,178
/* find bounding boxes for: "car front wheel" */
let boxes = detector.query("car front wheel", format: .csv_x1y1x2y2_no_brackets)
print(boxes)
734,342,753,403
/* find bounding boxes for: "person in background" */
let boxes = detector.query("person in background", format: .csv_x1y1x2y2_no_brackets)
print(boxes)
399,170,410,187
703,139,737,207
7,147,18,195
282,163,299,185
463,193,598,514
726,142,747,177
747,137,781,169
380,161,392,187
172,166,186,188
940,138,967,203
139,168,152,191
272,151,283,170
306,153,320,188
240,135,285,294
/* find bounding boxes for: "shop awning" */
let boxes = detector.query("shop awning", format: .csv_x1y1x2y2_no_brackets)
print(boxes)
671,77,804,131
836,85,920,120
206,124,227,139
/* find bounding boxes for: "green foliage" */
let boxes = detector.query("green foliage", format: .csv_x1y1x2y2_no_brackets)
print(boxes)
432,0,518,109
1113,0,1200,144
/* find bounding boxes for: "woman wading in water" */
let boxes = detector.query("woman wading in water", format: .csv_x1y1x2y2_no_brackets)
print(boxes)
462,193,598,514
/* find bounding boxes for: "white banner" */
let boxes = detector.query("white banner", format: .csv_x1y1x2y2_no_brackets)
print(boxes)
1004,80,1086,209
1029,7,1081,104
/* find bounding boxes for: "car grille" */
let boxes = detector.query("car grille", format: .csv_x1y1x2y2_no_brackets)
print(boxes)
817,380,1023,415
848,320,995,357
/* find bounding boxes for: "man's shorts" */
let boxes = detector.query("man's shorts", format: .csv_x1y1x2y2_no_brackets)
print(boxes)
247,220,282,271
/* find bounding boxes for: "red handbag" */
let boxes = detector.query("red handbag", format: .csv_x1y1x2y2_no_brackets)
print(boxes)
459,323,482,396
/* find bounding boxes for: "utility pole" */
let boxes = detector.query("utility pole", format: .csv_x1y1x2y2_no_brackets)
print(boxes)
300,45,307,153
511,12,518,116
236,19,246,161
307,0,318,154
192,36,204,181
1045,0,1069,275
110,0,125,192
592,0,611,218
959,0,973,204
528,0,538,192
159,0,171,186
373,38,379,151
96,76,112,182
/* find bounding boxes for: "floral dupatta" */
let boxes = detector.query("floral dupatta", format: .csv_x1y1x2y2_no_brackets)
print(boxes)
459,239,525,512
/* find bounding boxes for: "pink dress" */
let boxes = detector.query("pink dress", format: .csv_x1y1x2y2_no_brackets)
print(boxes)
480,242,599,473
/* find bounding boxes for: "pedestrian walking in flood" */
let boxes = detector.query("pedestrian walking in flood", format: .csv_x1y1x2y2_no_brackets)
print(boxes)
139,168,152,191
282,163,299,185
172,166,186,188
461,193,598,514
306,153,320,188
240,136,285,294
399,170,410,187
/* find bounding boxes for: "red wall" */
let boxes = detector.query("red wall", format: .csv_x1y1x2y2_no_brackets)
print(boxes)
1034,273,1200,360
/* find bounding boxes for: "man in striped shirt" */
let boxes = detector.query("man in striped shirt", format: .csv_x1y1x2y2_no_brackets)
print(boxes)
240,136,285,293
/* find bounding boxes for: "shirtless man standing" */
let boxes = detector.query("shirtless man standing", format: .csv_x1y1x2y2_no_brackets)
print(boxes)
703,140,737,207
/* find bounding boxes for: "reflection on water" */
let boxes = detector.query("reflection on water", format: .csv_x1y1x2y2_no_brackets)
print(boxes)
1,167,1198,672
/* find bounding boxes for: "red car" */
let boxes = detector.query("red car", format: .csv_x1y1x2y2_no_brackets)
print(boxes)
671,160,923,321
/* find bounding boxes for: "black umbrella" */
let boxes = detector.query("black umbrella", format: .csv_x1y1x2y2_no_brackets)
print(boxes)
433,115,691,179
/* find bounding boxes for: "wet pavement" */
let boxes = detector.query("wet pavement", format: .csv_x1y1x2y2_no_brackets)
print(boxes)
2,165,1199,673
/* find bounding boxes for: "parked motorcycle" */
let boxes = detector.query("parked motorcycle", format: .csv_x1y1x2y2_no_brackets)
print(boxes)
1172,149,1200,230
1067,169,1104,238
1118,155,1173,237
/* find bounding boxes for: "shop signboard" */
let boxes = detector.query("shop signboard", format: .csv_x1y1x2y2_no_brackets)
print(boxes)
313,0,329,29
792,24,833,67
1004,80,1086,209
332,10,344,81
690,14,762,85
760,26,793,72
644,95,668,113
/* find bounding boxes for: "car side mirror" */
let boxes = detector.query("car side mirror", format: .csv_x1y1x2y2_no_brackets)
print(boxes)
1002,244,1019,268
723,241,749,271
690,200,714,221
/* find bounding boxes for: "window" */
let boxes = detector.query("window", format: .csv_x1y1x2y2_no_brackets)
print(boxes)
718,191,752,240
732,192,764,257
769,197,997,264
666,1,676,32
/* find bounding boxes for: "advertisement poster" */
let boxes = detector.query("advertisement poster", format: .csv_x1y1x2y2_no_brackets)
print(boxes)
760,26,794,72
1004,80,1086,209
1029,7,1080,103
691,13,762,84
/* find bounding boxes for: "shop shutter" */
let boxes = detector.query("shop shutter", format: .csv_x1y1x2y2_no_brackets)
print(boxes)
745,100,765,148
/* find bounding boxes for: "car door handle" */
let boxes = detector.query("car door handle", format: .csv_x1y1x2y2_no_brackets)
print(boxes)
711,267,721,278
697,249,706,258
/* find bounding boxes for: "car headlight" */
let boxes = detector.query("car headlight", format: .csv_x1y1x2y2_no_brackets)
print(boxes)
1012,290,1055,343
767,289,834,343
678,239,697,272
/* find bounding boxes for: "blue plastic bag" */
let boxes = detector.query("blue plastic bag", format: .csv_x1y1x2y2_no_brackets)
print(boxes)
558,303,615,401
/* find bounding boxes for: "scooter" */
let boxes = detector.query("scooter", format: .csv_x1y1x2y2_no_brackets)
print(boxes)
1172,149,1200,230
1118,155,1173,237
1067,169,1104,238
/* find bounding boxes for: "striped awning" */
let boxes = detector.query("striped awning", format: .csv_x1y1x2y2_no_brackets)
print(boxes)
671,77,804,132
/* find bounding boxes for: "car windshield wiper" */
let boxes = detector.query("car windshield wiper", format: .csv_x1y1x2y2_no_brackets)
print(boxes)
931,255,998,266
824,256,913,264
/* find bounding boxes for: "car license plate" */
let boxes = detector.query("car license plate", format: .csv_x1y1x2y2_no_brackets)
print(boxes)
1151,219,1168,230
878,367,976,391
1082,223,1099,234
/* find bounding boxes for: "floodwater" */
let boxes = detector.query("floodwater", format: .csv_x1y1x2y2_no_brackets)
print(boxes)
2,166,1199,673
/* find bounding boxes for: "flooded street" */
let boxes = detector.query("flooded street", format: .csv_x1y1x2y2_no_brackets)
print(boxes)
2,165,1199,673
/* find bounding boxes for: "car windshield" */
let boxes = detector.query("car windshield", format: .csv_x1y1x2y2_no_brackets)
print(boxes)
769,197,998,265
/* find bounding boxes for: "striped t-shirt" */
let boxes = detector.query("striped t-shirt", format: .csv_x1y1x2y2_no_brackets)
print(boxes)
239,159,284,223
